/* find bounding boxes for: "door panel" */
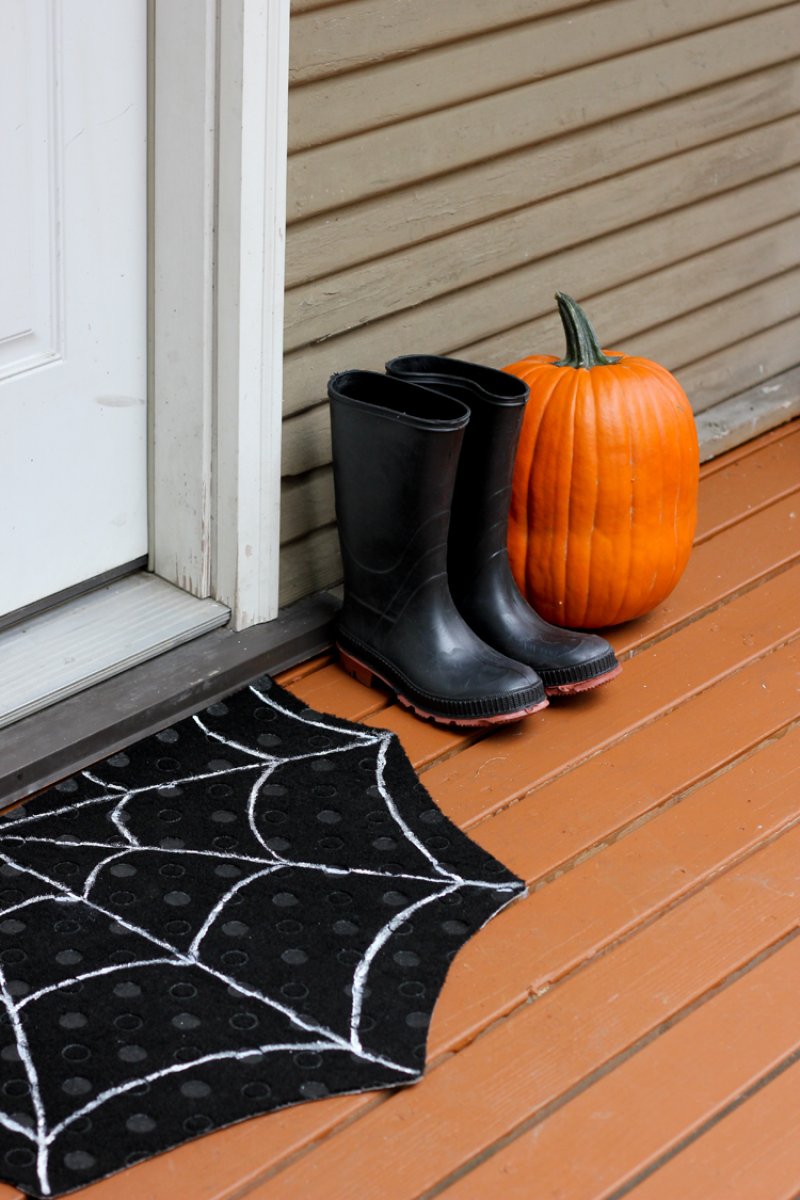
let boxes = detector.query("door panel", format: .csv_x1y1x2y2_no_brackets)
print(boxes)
0,0,147,619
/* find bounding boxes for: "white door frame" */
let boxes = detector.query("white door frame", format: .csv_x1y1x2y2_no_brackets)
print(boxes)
151,0,289,630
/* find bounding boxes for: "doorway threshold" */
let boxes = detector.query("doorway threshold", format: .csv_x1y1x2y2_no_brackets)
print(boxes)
0,586,339,810
1,572,230,730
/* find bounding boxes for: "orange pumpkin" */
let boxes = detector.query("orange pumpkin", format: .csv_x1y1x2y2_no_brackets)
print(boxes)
505,293,699,628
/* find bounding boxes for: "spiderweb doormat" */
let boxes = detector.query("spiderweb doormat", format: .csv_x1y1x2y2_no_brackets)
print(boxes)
0,675,525,1197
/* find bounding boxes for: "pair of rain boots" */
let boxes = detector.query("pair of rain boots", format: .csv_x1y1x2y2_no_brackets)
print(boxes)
328,355,620,727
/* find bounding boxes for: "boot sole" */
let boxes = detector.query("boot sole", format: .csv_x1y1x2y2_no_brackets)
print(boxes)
545,662,623,696
338,647,548,728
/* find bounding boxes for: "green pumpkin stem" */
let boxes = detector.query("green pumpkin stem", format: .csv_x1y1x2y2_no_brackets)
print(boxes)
553,292,622,369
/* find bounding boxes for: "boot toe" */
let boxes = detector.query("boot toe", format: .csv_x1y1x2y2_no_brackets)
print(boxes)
536,636,620,693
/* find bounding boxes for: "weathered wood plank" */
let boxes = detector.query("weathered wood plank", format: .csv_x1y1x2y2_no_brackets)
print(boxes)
284,115,800,350
424,555,800,829
284,183,800,417
695,424,800,542
83,643,800,1200
240,830,800,1200
435,940,800,1200
626,1059,800,1200
696,366,800,460
281,402,331,477
288,0,782,151
202,721,800,1200
80,430,797,1199
700,420,798,475
286,7,800,220
287,640,800,878
680,314,800,419
286,60,800,286
288,534,800,808
287,659,385,722
470,641,800,886
429,724,800,1055
274,652,332,685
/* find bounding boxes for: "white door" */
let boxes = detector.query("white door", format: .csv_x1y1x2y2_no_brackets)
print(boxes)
0,0,147,620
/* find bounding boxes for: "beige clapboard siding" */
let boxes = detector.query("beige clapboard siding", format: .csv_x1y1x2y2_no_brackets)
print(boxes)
695,364,800,459
281,466,336,545
286,59,800,287
284,114,800,353
282,165,800,420
678,316,800,415
280,272,800,549
282,216,800,481
280,523,341,607
620,269,800,405
287,6,800,221
457,214,800,365
289,0,582,82
288,0,783,151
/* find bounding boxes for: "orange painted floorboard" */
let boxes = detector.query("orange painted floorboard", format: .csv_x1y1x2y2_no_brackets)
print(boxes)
9,421,799,1200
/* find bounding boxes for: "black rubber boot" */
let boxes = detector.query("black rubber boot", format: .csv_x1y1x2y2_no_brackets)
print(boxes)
385,355,621,695
328,370,548,725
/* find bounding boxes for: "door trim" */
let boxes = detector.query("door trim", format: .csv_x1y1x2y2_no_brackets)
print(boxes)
151,0,290,629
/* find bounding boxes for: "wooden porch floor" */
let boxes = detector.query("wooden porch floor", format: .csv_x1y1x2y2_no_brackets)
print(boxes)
5,422,800,1199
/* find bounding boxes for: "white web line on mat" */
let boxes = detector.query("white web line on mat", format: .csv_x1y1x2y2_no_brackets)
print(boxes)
0,838,457,893
109,796,140,846
0,894,72,921
81,771,125,793
349,882,462,1053
0,850,343,1044
0,844,421,1196
0,692,521,1196
249,683,378,742
44,1039,386,1145
0,763,264,831
0,959,51,1192
15,958,185,1012
193,713,380,768
187,866,279,957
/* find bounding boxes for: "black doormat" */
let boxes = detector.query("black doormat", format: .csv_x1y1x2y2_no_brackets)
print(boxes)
0,676,524,1197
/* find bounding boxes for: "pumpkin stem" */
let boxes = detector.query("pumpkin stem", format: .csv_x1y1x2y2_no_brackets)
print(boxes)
553,293,622,369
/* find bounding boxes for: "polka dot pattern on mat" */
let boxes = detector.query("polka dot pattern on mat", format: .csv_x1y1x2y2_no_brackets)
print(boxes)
0,676,524,1198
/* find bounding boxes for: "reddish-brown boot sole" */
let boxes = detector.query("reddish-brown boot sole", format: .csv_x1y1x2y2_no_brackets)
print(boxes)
545,662,623,696
338,648,548,728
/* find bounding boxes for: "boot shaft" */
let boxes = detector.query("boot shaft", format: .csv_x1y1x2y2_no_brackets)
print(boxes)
328,370,469,617
385,355,528,586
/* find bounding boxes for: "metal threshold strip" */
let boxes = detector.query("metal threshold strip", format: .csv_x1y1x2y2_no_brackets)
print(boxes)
0,572,230,730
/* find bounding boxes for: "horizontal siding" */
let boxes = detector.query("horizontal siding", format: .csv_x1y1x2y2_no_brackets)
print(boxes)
282,218,800,478
280,0,800,606
286,59,800,287
284,116,800,354
288,0,783,151
287,7,800,219
289,0,583,82
283,182,800,430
